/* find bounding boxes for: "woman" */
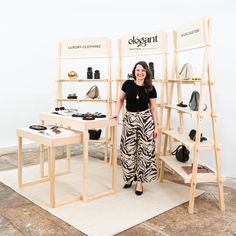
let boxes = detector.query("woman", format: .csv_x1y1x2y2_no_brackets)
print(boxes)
112,61,159,195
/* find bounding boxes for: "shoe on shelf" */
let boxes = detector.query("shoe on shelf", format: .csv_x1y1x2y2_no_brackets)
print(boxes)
123,175,137,189
94,112,106,118
83,112,95,120
177,101,187,107
135,181,143,196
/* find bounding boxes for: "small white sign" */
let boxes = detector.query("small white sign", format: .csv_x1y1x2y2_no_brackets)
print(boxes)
120,31,166,56
176,18,208,49
60,37,110,58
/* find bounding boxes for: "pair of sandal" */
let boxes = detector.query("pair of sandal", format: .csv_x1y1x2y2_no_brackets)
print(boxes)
72,113,83,118
72,112,95,120
94,112,106,118
83,112,95,120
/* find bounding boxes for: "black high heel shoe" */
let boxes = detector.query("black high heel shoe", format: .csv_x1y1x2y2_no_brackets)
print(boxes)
123,175,137,188
135,182,143,196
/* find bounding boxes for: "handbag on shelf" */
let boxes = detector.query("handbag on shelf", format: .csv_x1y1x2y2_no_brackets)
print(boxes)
179,63,194,80
86,85,99,99
172,145,189,162
89,129,102,140
189,90,207,111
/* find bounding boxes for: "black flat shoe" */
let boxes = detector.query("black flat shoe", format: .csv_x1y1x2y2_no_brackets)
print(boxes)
123,175,137,189
177,101,187,107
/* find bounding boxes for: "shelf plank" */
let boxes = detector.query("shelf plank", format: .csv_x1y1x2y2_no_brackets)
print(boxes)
167,79,204,84
165,105,210,118
57,98,108,102
113,79,163,83
159,155,219,183
57,79,109,82
161,129,215,150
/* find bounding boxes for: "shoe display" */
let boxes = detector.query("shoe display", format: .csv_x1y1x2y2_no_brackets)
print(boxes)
177,101,187,107
83,112,95,120
67,93,77,99
72,113,83,117
94,112,106,118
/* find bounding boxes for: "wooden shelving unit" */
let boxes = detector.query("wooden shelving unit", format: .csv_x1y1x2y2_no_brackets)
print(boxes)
158,18,225,214
56,37,112,162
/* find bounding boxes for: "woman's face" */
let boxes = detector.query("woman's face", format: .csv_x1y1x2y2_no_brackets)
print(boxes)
135,64,146,81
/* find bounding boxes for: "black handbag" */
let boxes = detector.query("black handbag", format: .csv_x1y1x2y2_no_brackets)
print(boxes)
88,129,102,140
172,145,189,162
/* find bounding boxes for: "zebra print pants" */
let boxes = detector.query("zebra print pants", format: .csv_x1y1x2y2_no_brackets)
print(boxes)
120,109,157,183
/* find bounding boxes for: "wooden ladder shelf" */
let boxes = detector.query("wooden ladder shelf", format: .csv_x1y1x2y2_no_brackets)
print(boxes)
158,17,225,214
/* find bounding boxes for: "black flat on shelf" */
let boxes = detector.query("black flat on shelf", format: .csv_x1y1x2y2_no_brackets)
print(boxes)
94,112,106,118
177,101,187,107
72,113,83,118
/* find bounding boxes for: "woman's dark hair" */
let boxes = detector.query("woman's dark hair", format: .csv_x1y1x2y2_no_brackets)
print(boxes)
132,61,153,93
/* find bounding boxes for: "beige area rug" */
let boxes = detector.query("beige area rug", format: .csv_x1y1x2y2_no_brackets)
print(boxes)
0,156,204,236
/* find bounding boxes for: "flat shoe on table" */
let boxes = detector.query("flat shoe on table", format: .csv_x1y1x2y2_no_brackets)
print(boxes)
83,112,95,120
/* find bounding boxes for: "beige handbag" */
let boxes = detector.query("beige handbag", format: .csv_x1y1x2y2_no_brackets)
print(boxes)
179,63,194,80
86,85,99,99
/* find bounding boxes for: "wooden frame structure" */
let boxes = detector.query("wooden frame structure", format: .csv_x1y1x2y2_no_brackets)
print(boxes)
158,17,225,214
40,112,117,203
17,127,83,208
56,37,113,162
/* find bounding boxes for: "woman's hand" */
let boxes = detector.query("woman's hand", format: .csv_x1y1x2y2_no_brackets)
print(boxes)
111,114,118,119
153,127,160,139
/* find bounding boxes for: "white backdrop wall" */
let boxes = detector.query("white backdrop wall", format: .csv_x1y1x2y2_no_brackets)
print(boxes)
0,0,235,178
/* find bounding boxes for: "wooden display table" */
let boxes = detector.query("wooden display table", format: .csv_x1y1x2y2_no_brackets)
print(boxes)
17,127,83,207
39,112,118,203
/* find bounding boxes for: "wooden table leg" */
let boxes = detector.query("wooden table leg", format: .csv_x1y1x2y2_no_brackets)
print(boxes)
40,144,44,177
111,125,117,191
83,130,89,201
49,147,55,208
18,136,23,188
40,120,45,177
66,145,71,173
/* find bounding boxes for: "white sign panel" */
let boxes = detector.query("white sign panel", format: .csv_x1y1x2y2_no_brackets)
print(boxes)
121,31,166,56
176,18,207,49
60,37,110,58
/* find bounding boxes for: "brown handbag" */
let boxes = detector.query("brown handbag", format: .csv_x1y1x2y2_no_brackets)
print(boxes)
86,85,99,99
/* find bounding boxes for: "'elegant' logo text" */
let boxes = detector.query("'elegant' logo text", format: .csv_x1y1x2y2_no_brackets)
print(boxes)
128,36,158,47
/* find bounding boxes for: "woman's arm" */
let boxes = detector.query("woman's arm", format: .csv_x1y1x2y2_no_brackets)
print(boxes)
112,90,126,119
150,98,160,139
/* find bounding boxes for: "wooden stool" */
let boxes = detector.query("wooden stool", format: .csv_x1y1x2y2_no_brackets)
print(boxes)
17,127,82,207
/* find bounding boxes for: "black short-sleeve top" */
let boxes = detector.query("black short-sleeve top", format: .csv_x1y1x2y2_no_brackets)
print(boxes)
121,80,157,112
